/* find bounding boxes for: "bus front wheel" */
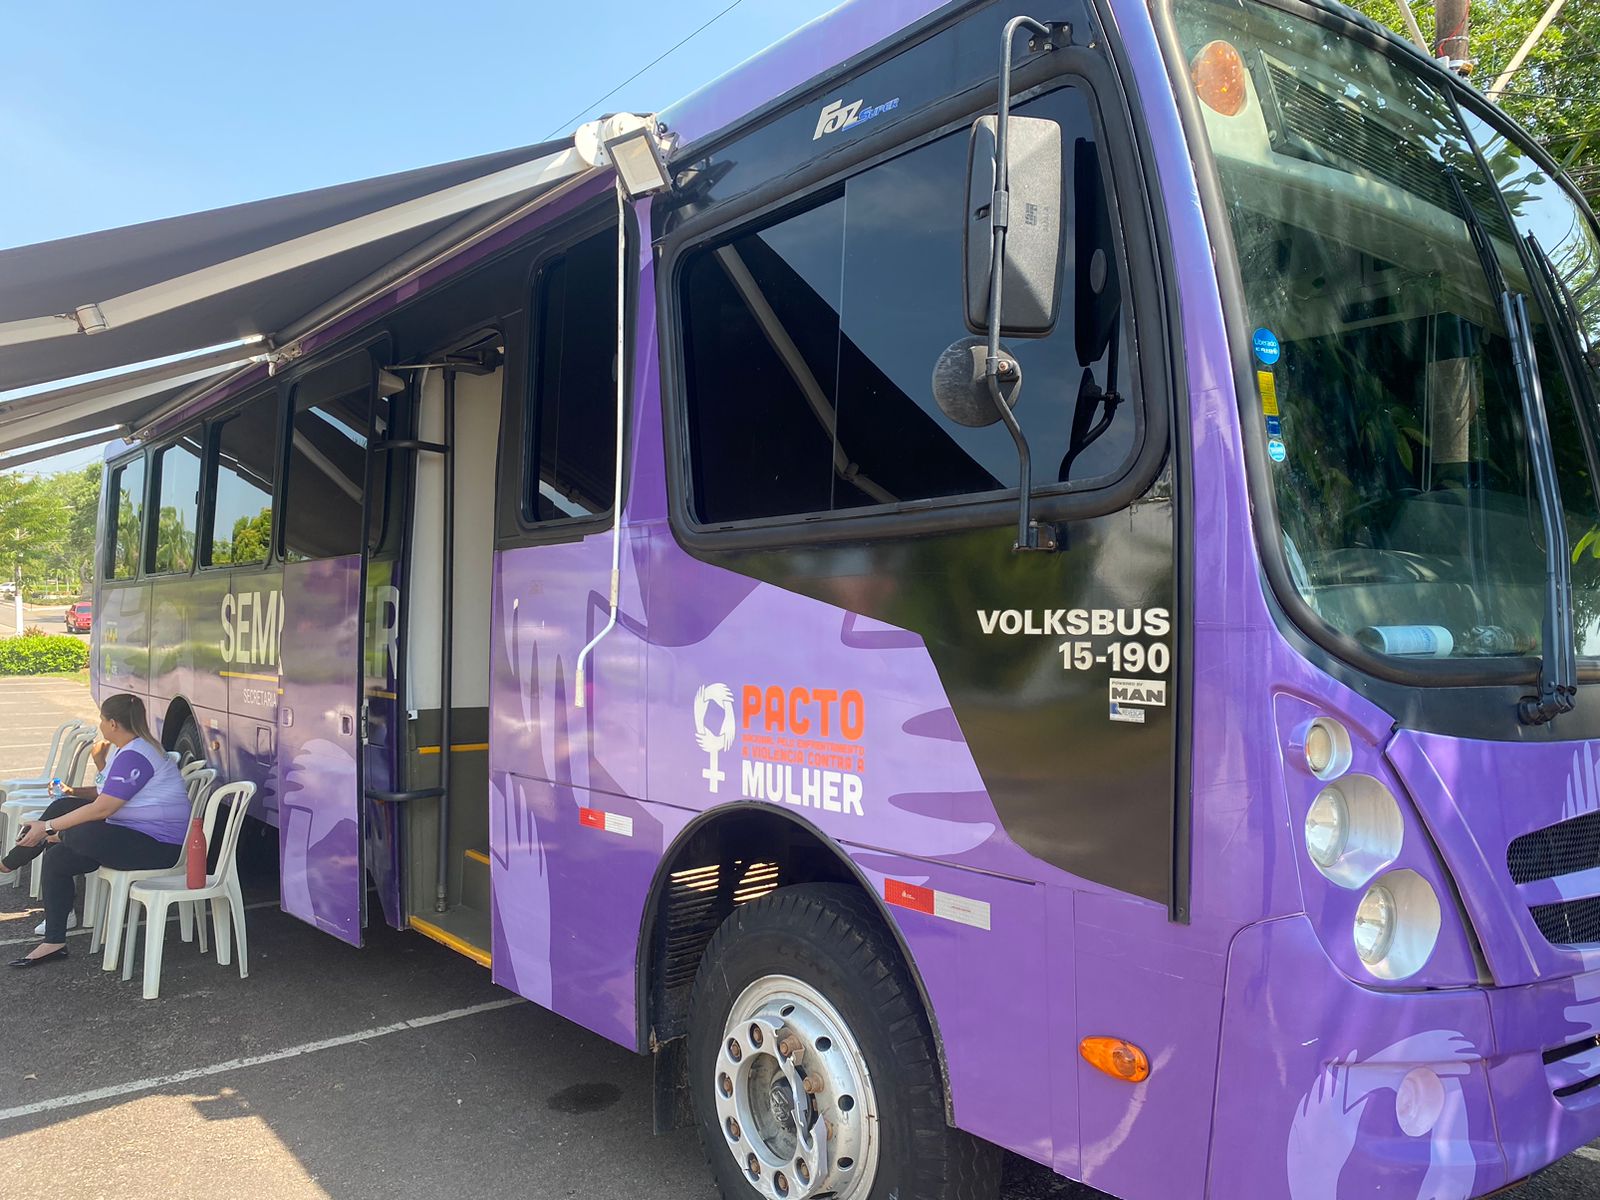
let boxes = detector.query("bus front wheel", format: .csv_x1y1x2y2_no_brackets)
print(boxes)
172,715,206,767
687,882,997,1200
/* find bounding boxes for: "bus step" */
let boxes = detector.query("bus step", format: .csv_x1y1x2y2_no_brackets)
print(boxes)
463,848,491,913
409,908,491,968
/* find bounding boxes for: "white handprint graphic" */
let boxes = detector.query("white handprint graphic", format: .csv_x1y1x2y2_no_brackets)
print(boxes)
1287,1030,1478,1200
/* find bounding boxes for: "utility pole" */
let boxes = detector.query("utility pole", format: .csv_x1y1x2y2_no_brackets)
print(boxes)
1434,0,1473,76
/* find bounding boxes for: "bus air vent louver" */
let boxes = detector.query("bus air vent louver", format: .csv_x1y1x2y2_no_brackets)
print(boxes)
1507,810,1600,885
1528,895,1600,947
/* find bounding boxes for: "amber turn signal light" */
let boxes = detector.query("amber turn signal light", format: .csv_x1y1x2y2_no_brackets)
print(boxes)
1191,40,1249,117
1080,1036,1151,1083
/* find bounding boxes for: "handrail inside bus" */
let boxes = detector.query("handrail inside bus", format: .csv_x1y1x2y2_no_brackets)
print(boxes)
365,786,446,803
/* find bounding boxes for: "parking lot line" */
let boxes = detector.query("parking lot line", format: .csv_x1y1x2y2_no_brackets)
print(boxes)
0,996,524,1123
0,899,280,947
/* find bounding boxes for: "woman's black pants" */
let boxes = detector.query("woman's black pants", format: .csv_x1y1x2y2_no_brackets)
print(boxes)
7,796,180,943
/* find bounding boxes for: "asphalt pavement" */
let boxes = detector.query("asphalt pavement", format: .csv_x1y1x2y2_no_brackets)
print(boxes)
0,674,1594,1198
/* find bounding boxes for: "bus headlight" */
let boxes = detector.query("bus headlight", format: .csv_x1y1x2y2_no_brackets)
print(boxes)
1305,787,1349,869
1304,775,1404,888
1303,717,1352,779
1353,870,1441,980
1353,884,1396,964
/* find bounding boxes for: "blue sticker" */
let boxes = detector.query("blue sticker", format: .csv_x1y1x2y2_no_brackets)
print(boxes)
1265,416,1282,437
1267,436,1287,463
1253,328,1281,365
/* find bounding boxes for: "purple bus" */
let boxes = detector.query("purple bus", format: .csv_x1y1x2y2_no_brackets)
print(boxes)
27,0,1599,1195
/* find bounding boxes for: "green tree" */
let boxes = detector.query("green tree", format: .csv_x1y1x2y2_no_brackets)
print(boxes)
33,466,101,593
1349,0,1600,208
230,508,272,564
0,473,67,598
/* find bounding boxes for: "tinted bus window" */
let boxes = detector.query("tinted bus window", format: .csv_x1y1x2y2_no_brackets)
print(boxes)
149,434,202,574
681,86,1138,525
283,379,370,561
107,457,145,580
527,228,618,522
207,403,276,566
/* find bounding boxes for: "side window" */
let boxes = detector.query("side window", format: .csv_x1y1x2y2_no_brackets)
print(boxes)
680,85,1139,526
149,433,202,574
206,402,277,566
106,457,146,580
283,364,372,562
526,227,618,522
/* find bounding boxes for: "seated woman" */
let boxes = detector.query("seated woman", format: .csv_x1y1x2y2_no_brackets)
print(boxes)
4,693,191,968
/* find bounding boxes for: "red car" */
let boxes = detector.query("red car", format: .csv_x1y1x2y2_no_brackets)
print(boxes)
64,600,92,633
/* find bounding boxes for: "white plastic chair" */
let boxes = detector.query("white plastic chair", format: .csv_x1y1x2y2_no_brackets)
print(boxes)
122,780,257,999
88,766,218,970
2,732,97,894
0,719,91,801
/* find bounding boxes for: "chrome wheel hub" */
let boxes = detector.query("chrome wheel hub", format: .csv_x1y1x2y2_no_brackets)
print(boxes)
714,975,879,1200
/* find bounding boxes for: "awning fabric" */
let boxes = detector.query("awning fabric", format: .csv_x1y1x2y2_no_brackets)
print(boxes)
0,137,593,459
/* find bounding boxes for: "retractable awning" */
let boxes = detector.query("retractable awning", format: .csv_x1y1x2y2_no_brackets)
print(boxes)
0,136,598,463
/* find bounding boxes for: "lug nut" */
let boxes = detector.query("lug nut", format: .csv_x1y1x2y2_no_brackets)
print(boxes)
747,1153,761,1177
749,1024,765,1048
795,1159,811,1184
775,1170,790,1196
727,1038,742,1062
719,1073,733,1098
801,1075,824,1095
726,1116,741,1141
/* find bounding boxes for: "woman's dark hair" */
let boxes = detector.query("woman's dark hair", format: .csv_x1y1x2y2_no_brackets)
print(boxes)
100,693,158,746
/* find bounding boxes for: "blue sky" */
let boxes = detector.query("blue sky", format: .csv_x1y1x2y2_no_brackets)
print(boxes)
1,0,841,472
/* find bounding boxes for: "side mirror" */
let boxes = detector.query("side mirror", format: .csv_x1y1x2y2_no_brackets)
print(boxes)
964,115,1064,336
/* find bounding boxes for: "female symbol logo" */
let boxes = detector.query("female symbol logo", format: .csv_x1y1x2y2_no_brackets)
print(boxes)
694,683,738,794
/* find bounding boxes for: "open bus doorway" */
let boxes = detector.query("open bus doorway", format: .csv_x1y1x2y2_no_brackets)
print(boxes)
388,337,504,962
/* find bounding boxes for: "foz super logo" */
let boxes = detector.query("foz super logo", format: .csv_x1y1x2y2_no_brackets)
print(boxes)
693,682,866,816
813,95,900,140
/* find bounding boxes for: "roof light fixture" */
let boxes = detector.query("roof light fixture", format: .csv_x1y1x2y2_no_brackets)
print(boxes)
603,123,671,199
577,113,671,200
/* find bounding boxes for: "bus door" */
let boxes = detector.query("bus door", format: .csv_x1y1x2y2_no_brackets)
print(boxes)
276,354,386,947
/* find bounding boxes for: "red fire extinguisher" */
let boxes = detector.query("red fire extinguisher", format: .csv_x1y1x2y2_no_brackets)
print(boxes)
186,818,207,888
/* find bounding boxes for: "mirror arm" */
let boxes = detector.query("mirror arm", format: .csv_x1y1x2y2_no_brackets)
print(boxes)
987,15,1062,553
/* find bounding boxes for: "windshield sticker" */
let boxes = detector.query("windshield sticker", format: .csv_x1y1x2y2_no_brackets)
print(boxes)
1253,327,1281,364
1268,437,1288,463
1258,370,1280,416
1266,416,1282,438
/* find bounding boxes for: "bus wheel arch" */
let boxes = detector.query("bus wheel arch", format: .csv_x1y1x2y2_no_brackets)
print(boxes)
637,805,954,1125
161,697,206,766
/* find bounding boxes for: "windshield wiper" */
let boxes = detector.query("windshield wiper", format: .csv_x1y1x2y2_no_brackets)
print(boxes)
1446,167,1578,724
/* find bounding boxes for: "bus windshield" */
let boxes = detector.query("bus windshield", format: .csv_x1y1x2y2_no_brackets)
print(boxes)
1173,0,1600,665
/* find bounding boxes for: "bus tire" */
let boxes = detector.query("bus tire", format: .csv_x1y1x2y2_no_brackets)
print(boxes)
687,882,998,1200
173,715,206,767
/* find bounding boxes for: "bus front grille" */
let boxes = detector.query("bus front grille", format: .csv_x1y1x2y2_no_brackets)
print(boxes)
1544,1034,1600,1101
1529,896,1600,947
1508,811,1600,885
